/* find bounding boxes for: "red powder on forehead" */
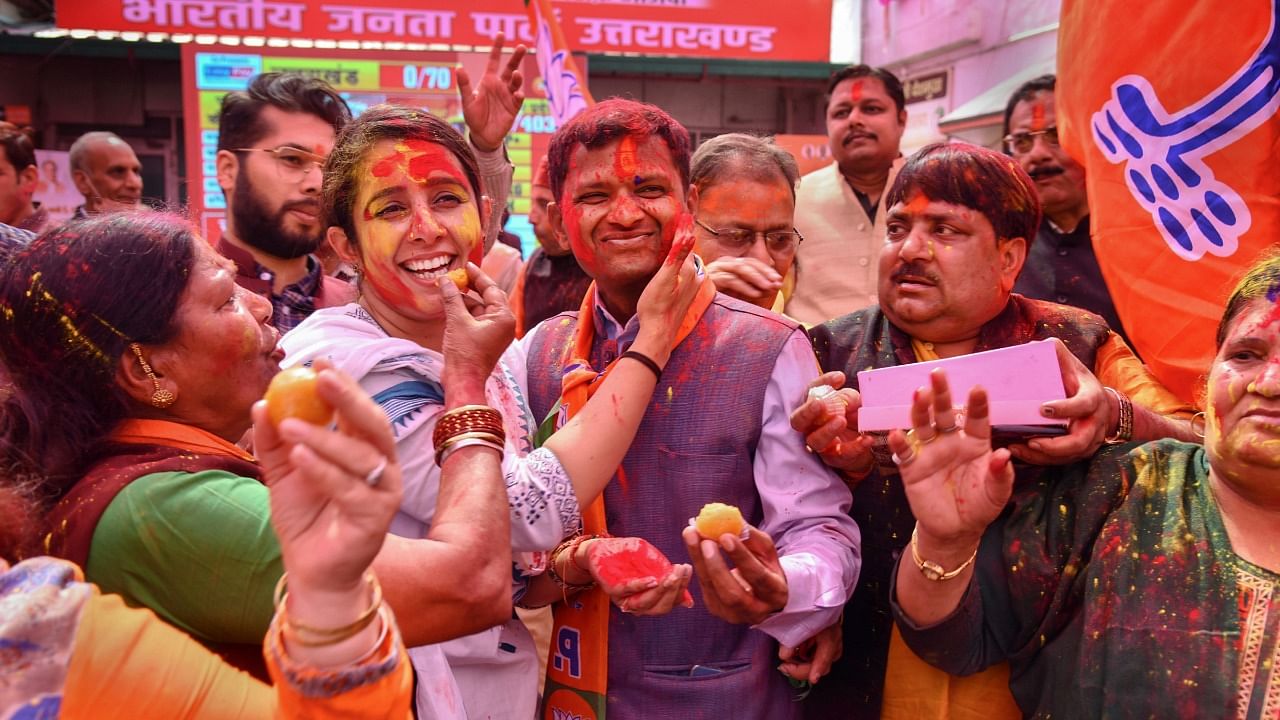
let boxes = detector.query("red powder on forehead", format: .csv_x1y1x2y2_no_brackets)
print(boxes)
1031,103,1047,131
904,192,930,214
408,150,462,184
371,152,401,178
614,135,639,182
849,79,863,103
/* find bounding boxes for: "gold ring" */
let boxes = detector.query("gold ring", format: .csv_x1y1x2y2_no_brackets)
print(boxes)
905,428,932,450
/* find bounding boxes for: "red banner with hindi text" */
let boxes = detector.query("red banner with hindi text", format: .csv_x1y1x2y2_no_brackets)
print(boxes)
57,0,833,63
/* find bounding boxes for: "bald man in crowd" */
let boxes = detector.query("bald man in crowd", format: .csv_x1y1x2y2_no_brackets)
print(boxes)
68,132,144,217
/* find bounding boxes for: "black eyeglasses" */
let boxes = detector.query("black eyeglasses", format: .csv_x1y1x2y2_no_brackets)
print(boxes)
694,218,804,255
1003,126,1059,155
231,146,327,183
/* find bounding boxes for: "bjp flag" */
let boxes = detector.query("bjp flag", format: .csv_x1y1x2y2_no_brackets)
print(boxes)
525,0,594,126
1057,0,1280,404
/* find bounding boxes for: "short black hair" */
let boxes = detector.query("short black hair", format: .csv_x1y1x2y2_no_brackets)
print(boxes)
825,65,906,113
1002,74,1057,137
0,129,35,174
217,72,352,152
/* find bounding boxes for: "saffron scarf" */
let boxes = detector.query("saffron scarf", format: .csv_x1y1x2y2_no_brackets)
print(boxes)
540,276,715,720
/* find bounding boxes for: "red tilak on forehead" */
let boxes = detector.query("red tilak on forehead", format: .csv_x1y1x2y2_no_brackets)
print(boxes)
614,135,639,183
849,80,863,103
1031,103,1047,131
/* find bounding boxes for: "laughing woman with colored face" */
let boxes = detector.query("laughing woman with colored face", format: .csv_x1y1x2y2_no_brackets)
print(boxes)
888,253,1280,717
279,104,701,719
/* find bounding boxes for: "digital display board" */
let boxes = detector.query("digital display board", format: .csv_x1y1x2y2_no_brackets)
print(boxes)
181,43,568,254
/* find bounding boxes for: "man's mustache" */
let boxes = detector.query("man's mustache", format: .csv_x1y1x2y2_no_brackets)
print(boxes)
1028,165,1065,180
891,262,941,285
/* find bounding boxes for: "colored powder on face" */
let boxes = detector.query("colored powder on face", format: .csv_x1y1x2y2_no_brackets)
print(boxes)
848,79,863,104
370,152,401,178
614,135,639,182
1262,283,1280,329
904,192,930,215
1031,103,1047,131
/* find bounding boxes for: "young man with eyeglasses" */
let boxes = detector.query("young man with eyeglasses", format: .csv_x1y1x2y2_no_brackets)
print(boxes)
214,72,358,332
688,133,804,313
1003,75,1131,345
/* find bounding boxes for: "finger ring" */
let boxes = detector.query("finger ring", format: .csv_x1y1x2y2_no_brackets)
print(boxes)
807,384,837,402
937,422,961,434
905,428,931,451
364,456,388,486
891,449,917,468
619,598,632,613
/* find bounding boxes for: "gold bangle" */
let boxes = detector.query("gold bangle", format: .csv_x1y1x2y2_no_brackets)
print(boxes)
274,572,383,645
910,525,977,582
434,430,505,466
547,534,595,592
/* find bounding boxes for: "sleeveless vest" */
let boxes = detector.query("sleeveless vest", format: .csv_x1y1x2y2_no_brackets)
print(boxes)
526,293,804,720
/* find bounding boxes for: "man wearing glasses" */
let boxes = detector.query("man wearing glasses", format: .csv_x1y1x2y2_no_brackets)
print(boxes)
214,71,357,332
1002,75,1130,345
688,133,803,313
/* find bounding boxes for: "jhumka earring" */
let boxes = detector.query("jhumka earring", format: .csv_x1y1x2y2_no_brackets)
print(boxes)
129,343,176,409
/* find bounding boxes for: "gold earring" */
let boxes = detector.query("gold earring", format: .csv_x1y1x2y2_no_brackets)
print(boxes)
1191,411,1206,439
129,343,176,409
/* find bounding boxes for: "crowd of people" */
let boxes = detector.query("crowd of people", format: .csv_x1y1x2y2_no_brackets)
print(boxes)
1,33,1277,720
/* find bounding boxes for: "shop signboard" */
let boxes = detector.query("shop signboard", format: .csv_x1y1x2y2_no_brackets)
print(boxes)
181,43,564,252
63,0,833,62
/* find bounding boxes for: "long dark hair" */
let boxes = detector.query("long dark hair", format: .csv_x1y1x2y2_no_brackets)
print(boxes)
0,213,197,494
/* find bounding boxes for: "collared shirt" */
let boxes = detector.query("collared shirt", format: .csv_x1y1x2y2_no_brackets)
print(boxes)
509,292,861,648
217,237,349,333
1013,215,1132,347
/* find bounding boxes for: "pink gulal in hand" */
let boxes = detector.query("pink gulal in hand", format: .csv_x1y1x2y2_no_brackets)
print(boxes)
588,537,694,606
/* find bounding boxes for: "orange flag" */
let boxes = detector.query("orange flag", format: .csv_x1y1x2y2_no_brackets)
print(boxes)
1057,0,1280,404
525,0,595,126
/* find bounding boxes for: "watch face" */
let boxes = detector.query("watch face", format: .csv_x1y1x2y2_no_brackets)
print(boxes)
921,560,945,582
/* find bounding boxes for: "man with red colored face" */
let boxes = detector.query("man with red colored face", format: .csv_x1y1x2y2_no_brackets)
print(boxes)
787,65,907,325
789,142,1198,720
517,98,859,720
509,157,593,336
1003,75,1133,347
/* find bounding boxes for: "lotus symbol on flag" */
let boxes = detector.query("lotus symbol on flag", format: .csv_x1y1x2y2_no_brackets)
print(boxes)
1091,0,1280,261
536,18,590,125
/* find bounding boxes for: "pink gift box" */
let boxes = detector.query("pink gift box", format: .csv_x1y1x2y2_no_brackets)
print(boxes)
855,339,1070,432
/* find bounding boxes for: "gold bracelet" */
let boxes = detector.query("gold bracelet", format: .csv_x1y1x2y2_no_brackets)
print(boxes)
910,526,978,582
547,534,596,592
274,572,384,646
434,430,505,466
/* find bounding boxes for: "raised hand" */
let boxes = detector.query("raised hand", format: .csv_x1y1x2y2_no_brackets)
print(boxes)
253,362,403,593
789,370,875,481
1009,338,1110,465
887,368,1014,549
633,213,701,364
457,32,527,153
437,262,515,398
703,255,781,308
681,524,788,625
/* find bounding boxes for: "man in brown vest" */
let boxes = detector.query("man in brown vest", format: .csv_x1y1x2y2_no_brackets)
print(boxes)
791,142,1198,719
